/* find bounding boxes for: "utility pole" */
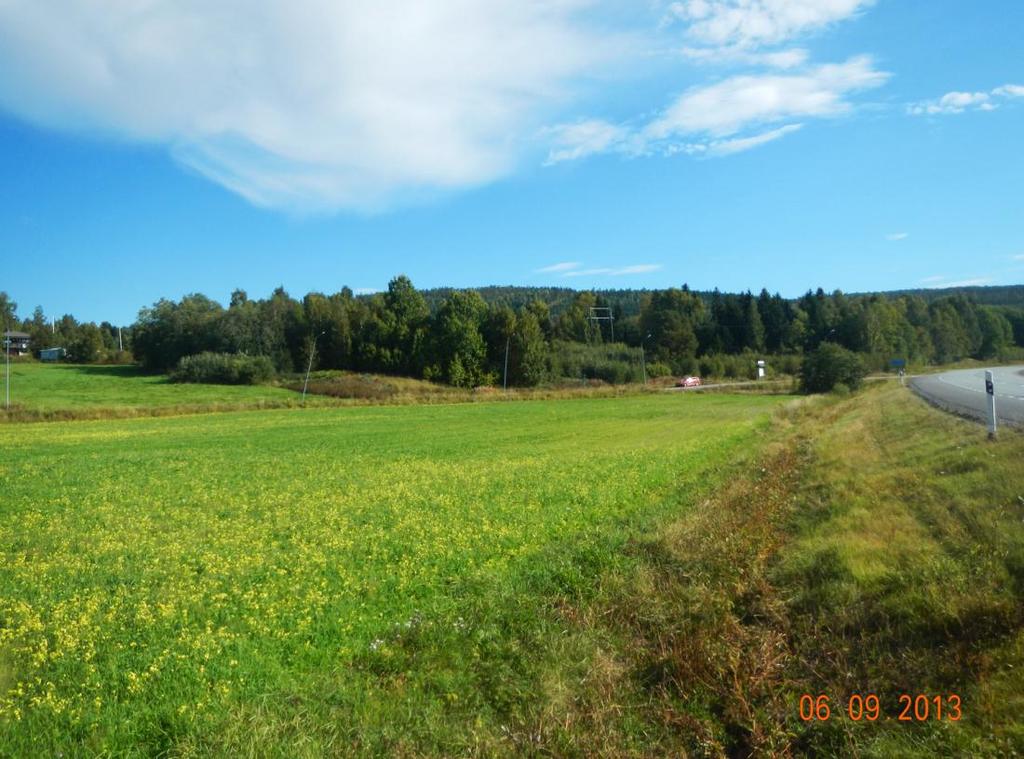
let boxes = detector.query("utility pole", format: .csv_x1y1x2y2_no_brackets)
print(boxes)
302,331,326,403
587,307,615,343
118,327,123,352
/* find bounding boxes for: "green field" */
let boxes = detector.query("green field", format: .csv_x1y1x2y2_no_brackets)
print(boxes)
0,393,784,755
3,377,1022,756
1,363,299,414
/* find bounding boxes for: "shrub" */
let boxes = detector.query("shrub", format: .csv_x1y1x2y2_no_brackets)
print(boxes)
645,361,673,379
171,352,275,385
800,342,866,394
772,354,803,377
547,341,644,385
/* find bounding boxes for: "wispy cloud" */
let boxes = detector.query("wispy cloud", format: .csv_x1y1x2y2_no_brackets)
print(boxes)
941,278,993,288
679,45,810,70
609,264,663,275
665,0,876,50
908,83,1024,115
886,232,909,241
706,124,804,156
535,261,582,273
546,0,886,167
919,275,992,288
546,56,886,164
645,56,887,139
544,121,631,165
1012,254,1024,262
562,264,662,277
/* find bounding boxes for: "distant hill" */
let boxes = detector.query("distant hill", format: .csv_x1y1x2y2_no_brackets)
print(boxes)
857,285,1024,308
416,283,1024,315
419,286,653,316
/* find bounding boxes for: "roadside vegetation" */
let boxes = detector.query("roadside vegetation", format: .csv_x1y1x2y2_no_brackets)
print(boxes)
497,383,1023,756
800,341,866,393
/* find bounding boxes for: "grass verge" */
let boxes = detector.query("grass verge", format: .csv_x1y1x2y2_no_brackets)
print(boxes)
512,383,1024,756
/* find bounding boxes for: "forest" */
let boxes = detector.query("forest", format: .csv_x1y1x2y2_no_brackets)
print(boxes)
2,280,1023,387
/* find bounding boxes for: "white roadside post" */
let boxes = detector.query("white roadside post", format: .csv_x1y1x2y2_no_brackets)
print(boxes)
985,370,997,439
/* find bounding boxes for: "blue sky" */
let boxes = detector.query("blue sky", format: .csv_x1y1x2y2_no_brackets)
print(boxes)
1,0,1022,325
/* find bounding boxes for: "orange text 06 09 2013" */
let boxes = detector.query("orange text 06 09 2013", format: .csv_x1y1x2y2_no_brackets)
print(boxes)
798,694,962,723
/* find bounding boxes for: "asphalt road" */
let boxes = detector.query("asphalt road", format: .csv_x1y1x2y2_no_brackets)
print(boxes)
910,366,1024,427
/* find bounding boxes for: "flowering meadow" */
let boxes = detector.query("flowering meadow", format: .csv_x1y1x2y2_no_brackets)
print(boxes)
0,393,784,755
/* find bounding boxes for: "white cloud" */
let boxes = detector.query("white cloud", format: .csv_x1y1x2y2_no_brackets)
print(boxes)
645,56,887,139
535,262,582,273
680,45,809,69
908,83,1024,116
908,91,990,115
562,264,663,277
941,278,993,288
0,1,613,212
544,120,630,165
993,84,1024,98
609,264,663,274
920,276,993,289
545,56,885,164
666,0,875,49
1012,254,1024,261
705,123,802,155
0,0,894,208
886,232,909,241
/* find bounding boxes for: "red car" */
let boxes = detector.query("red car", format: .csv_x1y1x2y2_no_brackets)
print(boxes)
676,376,702,388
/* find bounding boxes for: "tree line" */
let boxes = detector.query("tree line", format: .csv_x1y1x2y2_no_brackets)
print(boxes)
1,293,130,363
3,280,1022,387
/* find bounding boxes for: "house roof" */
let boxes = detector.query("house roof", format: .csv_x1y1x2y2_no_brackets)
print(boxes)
3,330,30,338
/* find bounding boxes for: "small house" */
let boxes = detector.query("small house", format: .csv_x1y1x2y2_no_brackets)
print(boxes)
40,347,66,362
2,330,30,356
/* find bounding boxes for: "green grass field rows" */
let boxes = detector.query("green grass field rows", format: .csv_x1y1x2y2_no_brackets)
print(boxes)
0,392,784,755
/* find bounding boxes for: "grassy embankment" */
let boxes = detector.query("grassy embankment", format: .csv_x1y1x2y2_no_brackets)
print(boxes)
533,382,1024,756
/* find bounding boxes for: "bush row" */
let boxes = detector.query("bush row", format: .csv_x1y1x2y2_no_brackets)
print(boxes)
170,352,275,385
